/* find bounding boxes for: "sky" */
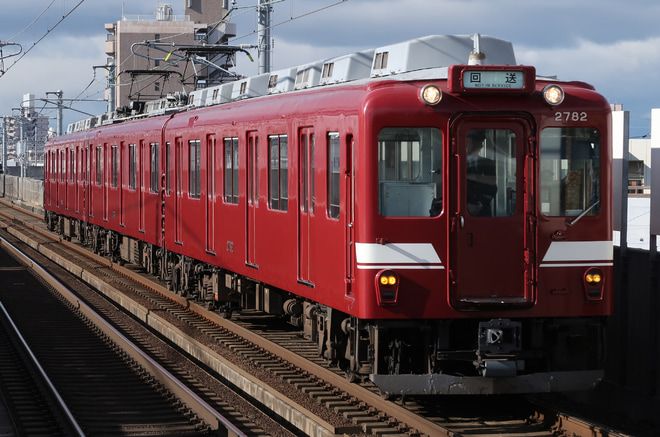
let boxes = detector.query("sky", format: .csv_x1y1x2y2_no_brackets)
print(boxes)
1,0,659,139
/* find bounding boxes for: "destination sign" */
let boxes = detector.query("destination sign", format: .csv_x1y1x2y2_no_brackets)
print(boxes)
462,70,525,89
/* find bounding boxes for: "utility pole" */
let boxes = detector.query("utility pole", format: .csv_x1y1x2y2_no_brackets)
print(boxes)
1,117,5,174
46,90,63,136
108,63,116,113
257,0,272,74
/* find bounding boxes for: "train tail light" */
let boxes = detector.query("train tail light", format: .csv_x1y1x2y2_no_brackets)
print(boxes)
583,268,604,301
375,270,399,305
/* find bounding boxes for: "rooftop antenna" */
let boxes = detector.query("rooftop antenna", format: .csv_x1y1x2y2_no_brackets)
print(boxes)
468,33,486,65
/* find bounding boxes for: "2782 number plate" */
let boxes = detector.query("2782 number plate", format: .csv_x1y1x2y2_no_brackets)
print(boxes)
555,111,588,122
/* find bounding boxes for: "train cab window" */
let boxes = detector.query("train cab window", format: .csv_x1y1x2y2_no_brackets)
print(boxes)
540,128,601,217
224,137,239,204
378,127,443,217
189,139,201,199
268,135,288,211
465,129,517,217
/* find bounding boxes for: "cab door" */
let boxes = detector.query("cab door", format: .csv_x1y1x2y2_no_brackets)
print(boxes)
449,116,536,308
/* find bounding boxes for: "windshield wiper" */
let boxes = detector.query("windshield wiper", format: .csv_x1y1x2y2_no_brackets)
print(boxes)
566,200,600,227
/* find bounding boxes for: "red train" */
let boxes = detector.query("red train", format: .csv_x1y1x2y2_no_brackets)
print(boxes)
44,34,612,395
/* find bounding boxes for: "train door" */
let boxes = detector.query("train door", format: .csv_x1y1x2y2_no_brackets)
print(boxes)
102,144,109,221
298,128,315,285
175,137,183,243
139,140,146,232
82,146,88,219
120,142,126,225
246,131,259,268
206,134,216,254
64,148,69,211
345,135,355,293
450,117,536,308
74,147,80,213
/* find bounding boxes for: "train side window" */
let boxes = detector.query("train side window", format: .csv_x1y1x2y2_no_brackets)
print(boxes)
189,139,201,199
268,134,288,211
165,142,171,194
378,127,443,217
50,151,55,181
70,149,76,183
150,142,159,193
540,128,601,217
327,132,340,219
224,137,239,204
129,144,137,190
95,146,103,186
58,150,64,182
111,145,118,188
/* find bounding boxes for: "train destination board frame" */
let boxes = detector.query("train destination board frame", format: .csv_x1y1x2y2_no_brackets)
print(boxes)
448,65,536,94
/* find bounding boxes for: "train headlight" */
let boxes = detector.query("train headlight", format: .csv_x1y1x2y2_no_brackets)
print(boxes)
583,268,604,301
420,85,442,106
543,84,564,106
375,269,399,305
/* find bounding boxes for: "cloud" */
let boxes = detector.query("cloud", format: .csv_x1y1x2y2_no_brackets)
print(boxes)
0,34,108,126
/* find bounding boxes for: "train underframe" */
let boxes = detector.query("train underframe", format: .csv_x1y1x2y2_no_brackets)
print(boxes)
47,212,607,395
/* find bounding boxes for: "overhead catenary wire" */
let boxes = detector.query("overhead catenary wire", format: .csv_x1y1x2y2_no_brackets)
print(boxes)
1,0,87,78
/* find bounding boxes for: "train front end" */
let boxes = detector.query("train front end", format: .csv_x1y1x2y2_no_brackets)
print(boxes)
350,59,612,395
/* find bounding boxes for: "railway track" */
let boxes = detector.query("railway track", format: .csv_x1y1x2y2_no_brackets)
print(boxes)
0,272,83,436
0,200,636,436
0,239,212,435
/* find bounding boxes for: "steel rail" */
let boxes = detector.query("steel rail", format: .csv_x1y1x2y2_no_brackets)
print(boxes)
0,298,85,436
0,234,247,436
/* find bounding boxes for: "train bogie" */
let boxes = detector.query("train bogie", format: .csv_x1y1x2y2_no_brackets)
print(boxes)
44,34,612,395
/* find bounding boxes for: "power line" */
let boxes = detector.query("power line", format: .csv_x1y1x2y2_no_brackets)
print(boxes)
0,0,87,78
7,0,57,41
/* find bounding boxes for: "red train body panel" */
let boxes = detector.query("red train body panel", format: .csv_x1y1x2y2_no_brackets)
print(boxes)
44,35,612,395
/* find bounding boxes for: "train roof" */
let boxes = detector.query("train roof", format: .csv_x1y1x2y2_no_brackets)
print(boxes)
66,34,518,134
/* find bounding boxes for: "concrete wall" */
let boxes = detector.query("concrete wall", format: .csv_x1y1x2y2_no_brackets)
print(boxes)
0,174,44,216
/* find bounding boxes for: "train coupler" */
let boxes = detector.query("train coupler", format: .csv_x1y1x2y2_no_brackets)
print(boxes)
476,319,523,377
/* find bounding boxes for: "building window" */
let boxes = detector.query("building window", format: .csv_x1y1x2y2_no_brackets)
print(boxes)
189,139,201,199
224,137,239,204
268,135,288,211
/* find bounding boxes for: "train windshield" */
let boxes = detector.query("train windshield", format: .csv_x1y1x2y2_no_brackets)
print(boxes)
539,128,601,217
378,127,443,217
